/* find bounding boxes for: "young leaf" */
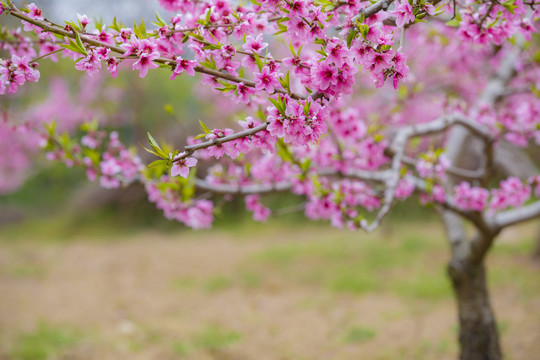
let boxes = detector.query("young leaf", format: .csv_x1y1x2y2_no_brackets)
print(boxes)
147,159,168,168
199,120,211,133
346,28,358,48
154,11,167,27
73,30,87,55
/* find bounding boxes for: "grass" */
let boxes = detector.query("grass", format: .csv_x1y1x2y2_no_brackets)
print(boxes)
10,323,81,360
204,276,233,293
343,326,377,343
170,326,241,357
192,325,241,351
8,264,46,278
247,224,452,300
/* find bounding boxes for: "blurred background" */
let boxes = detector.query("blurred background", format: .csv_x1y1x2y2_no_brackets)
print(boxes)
1,1,540,359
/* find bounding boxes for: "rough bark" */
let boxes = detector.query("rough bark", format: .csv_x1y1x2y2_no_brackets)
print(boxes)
533,224,540,261
448,262,502,360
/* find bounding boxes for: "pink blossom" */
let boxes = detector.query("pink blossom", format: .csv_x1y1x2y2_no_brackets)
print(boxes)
395,179,415,200
27,3,44,21
312,61,338,91
454,182,489,212
158,0,182,11
171,153,198,178
106,57,120,78
242,34,268,54
170,57,197,79
132,51,160,78
77,14,92,28
12,55,40,82
392,0,415,28
490,177,531,210
233,82,254,104
75,51,102,76
254,66,280,93
367,51,393,75
93,29,114,45
245,194,271,222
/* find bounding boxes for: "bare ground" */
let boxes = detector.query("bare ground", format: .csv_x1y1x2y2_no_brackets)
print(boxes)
0,222,539,359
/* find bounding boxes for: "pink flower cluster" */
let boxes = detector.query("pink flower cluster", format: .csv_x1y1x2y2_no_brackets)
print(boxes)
416,152,451,180
245,194,271,222
457,0,536,45
0,55,40,94
490,177,531,211
145,179,213,229
267,98,328,146
82,132,143,188
453,177,533,212
304,178,380,230
454,182,490,212
0,119,40,194
122,36,161,78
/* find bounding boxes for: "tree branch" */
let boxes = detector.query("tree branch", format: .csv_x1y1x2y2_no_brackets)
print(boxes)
492,200,540,228
195,179,292,194
175,122,269,160
7,5,306,100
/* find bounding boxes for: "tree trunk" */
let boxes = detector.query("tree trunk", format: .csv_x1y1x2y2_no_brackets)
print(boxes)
532,225,540,261
448,262,502,360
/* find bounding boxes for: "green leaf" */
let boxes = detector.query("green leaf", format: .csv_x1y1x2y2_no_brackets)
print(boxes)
146,132,167,159
445,19,461,27
359,24,369,38
139,18,147,36
187,32,204,41
346,28,358,48
164,104,174,115
288,42,297,57
59,38,87,56
143,146,161,157
252,52,264,71
279,71,290,92
276,139,294,162
301,158,311,172
154,11,167,27
134,19,147,39
80,119,98,132
199,120,211,134
73,30,87,55
109,17,122,31
82,149,100,165
148,159,169,168
147,132,160,149
44,121,57,135
273,22,288,35
303,100,311,117
203,43,222,50
95,18,103,31
268,95,286,115
502,0,517,14
199,56,217,70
